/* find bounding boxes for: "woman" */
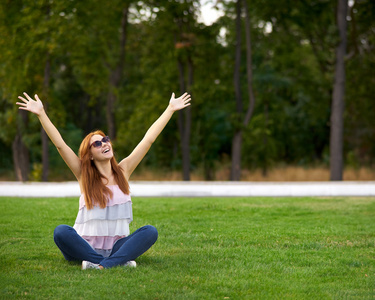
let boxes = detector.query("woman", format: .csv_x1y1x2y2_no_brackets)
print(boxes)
16,91,191,269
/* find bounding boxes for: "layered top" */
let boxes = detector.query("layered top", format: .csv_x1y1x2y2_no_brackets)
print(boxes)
73,185,133,257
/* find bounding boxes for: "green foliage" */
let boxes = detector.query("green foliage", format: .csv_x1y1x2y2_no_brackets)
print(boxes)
0,0,374,179
30,163,43,181
1,196,374,298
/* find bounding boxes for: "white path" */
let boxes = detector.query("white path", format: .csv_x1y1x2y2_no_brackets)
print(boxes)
0,181,374,197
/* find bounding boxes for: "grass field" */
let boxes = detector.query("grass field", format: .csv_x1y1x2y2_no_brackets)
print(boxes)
1,196,374,299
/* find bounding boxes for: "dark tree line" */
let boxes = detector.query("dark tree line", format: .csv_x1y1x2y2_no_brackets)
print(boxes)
0,0,374,181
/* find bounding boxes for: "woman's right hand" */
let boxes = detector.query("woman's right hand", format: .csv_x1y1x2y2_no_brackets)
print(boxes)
16,92,44,116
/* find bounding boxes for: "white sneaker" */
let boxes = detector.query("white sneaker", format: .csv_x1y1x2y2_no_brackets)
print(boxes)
82,261,101,270
123,260,136,268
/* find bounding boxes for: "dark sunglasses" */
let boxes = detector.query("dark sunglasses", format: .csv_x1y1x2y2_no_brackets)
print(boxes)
90,136,110,148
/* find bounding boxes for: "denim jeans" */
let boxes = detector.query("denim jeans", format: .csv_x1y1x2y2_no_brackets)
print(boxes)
53,224,158,268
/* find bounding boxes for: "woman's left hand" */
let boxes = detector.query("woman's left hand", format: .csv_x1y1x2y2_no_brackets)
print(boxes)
169,92,191,112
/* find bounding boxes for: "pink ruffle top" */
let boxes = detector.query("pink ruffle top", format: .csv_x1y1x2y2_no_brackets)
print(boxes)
73,185,133,257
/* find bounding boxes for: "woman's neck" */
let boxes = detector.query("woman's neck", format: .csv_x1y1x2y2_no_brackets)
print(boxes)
94,160,114,184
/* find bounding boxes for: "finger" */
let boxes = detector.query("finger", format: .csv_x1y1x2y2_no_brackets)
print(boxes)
35,94,41,101
176,93,186,100
23,92,33,101
16,102,27,107
18,96,28,103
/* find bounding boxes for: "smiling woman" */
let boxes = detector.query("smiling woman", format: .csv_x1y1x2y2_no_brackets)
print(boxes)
77,130,129,210
16,91,191,270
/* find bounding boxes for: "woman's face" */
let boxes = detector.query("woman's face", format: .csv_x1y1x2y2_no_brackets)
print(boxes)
89,134,113,161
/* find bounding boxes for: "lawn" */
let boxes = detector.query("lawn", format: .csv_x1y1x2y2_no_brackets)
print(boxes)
0,196,374,299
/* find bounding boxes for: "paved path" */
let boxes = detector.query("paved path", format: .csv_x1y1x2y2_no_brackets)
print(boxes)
0,181,374,197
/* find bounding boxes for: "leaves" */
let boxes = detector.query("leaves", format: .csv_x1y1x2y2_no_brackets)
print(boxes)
0,0,374,179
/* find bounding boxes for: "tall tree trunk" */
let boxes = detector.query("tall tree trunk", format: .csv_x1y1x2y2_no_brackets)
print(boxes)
41,127,49,181
106,90,116,139
107,4,129,139
231,131,243,181
180,109,191,181
13,111,29,181
262,98,269,177
243,0,256,126
177,57,191,181
330,0,348,181
12,134,29,182
230,0,243,181
41,4,51,181
41,55,50,181
184,55,193,180
230,0,257,181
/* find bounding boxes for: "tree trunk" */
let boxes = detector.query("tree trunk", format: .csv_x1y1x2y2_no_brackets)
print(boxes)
13,110,29,182
106,90,116,139
184,55,193,180
41,127,49,181
262,99,269,177
177,58,191,181
330,0,348,181
231,130,242,181
41,55,50,181
107,4,129,139
12,134,29,182
204,161,215,181
230,0,243,181
181,110,191,181
243,0,256,126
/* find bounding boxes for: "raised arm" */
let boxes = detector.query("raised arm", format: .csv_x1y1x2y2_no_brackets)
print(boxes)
120,92,191,180
16,92,81,180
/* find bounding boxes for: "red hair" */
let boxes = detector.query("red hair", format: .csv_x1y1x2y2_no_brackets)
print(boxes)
78,130,129,209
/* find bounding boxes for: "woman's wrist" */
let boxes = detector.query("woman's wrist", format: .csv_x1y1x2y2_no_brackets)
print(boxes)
166,104,176,113
37,109,47,118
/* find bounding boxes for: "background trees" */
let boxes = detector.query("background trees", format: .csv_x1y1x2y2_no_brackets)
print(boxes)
330,0,348,180
0,0,374,181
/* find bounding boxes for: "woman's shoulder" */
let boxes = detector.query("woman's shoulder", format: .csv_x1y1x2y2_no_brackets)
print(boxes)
118,159,131,181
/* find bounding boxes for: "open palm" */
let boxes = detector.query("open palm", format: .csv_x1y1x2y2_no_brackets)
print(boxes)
16,93,44,116
169,92,191,112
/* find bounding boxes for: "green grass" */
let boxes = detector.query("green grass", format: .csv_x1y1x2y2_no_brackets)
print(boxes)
1,196,374,299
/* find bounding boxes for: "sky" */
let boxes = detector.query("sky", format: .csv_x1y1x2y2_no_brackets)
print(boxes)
198,1,224,25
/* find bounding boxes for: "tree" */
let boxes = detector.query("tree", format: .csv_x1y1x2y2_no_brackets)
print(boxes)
330,0,348,180
121,0,199,180
1,0,374,182
344,0,375,168
12,112,30,181
174,11,195,181
0,1,29,181
106,4,129,139
67,0,134,139
0,0,56,181
231,0,256,181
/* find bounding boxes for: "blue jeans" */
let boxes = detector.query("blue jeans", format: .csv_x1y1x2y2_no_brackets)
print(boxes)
53,224,158,268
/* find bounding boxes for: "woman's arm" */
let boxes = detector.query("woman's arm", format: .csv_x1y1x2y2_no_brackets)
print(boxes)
119,92,191,180
16,93,81,179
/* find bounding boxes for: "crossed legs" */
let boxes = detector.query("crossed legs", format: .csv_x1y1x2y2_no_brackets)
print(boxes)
53,224,158,268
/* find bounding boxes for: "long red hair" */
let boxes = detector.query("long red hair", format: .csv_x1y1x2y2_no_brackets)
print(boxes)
78,130,129,209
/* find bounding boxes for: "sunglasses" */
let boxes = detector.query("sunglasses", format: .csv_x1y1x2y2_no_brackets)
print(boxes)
90,136,110,148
